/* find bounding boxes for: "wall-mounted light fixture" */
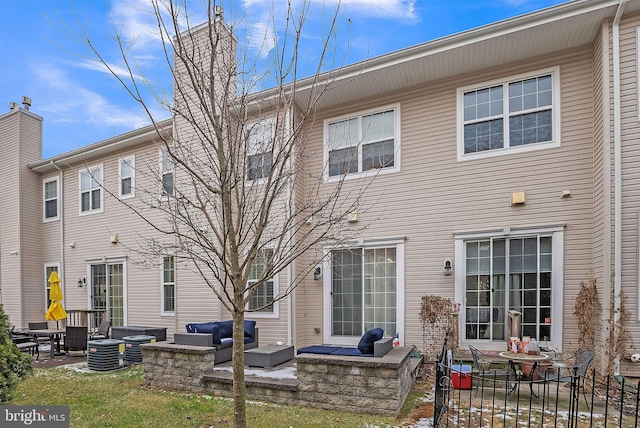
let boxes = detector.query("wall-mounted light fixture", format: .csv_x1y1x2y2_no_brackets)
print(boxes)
313,266,322,281
8,250,18,256
77,277,86,288
443,260,452,277
69,242,76,248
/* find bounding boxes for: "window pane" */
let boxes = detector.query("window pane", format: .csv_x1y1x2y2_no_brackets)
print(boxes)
329,147,358,176
44,181,57,199
121,177,132,195
328,118,358,150
121,160,132,177
247,152,272,180
45,200,57,218
91,189,101,209
362,140,394,171
362,110,394,144
163,173,174,196
81,192,90,212
463,119,503,153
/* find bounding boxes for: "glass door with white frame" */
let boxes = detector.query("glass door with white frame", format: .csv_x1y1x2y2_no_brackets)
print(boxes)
464,236,552,343
91,262,125,327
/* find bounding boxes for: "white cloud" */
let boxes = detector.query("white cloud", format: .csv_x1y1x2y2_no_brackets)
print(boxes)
74,58,145,81
33,63,151,130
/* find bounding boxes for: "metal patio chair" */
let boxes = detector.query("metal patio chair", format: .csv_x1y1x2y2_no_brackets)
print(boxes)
89,320,111,340
543,349,595,409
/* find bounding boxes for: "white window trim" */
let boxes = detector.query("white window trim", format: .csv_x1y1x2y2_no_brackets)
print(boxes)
454,225,564,352
78,163,104,215
246,117,276,184
119,156,135,199
245,248,279,319
323,103,401,182
161,255,175,316
44,263,61,310
43,177,59,222
159,148,173,201
322,237,405,346
456,67,561,162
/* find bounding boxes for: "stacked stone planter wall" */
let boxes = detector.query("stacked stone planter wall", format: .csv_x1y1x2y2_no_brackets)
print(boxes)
141,342,216,393
295,347,415,416
141,342,418,416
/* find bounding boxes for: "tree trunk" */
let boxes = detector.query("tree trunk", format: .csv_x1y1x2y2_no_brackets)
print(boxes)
232,308,246,428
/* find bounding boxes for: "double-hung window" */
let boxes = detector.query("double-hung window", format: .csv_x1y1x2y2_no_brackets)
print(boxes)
43,178,58,221
325,104,400,179
160,148,174,198
458,67,560,160
247,249,277,316
79,165,103,214
246,120,274,181
162,256,175,313
119,156,134,198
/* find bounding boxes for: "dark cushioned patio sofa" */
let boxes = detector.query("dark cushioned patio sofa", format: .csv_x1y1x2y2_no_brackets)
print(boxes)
185,320,258,364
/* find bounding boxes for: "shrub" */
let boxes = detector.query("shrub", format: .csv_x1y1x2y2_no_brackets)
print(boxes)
0,304,33,404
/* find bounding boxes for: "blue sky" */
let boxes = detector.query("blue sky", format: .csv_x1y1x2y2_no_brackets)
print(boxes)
1,0,567,159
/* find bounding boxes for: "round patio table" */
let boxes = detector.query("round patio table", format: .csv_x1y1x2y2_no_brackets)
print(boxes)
498,351,550,362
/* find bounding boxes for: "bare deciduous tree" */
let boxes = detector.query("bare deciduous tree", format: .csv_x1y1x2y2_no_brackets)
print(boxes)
76,1,376,426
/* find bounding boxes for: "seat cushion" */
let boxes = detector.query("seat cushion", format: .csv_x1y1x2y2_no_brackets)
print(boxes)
186,322,221,344
331,347,373,357
297,345,343,355
244,320,256,339
357,328,384,354
217,320,233,339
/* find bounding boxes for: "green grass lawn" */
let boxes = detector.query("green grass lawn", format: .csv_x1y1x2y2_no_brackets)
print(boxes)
11,364,428,427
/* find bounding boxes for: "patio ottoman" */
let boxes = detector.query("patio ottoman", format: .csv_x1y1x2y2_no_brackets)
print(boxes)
245,345,294,368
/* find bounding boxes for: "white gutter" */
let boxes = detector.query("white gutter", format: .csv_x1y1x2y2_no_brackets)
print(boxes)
50,161,65,293
613,0,629,375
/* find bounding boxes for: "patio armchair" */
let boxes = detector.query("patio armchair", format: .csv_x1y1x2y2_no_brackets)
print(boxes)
28,322,51,345
9,327,39,360
469,345,515,396
543,349,595,409
89,320,111,340
64,326,88,355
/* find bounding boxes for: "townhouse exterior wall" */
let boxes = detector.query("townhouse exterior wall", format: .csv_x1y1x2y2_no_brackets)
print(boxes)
2,2,640,376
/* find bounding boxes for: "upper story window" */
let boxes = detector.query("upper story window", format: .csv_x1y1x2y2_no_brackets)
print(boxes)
457,67,560,161
160,148,174,198
79,164,103,214
162,255,175,313
324,104,400,180
43,178,59,221
247,248,277,316
246,119,274,181
119,156,135,199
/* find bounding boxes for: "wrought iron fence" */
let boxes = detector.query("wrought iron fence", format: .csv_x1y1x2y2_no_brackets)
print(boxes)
434,362,640,427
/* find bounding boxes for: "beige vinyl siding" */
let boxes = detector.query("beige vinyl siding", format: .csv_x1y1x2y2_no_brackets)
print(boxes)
0,109,45,328
19,111,45,324
592,20,610,369
0,111,24,326
618,13,640,375
292,44,596,349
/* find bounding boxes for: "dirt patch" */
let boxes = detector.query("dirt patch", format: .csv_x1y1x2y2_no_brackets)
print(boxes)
31,352,86,369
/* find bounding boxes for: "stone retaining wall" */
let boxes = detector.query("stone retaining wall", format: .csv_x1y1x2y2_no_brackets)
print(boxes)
141,342,216,393
295,347,415,415
141,342,418,416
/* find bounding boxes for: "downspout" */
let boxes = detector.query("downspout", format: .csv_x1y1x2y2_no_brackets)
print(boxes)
286,105,293,346
50,161,65,293
612,0,629,375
